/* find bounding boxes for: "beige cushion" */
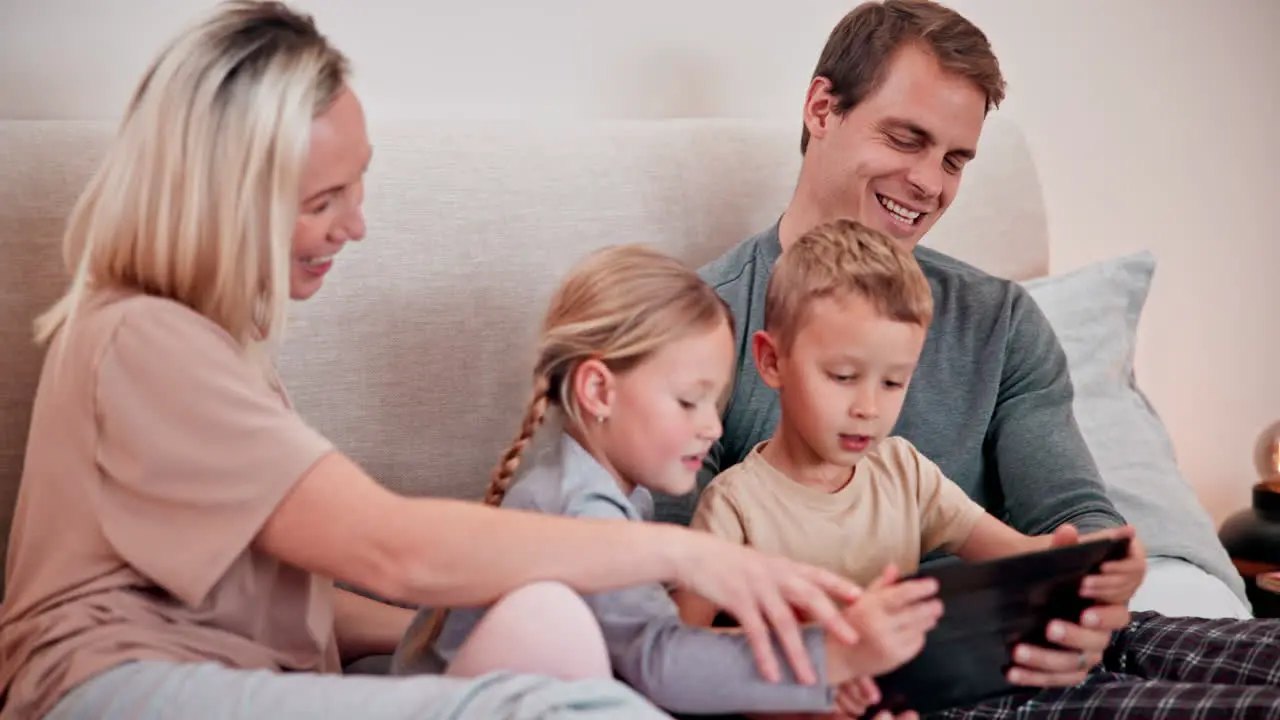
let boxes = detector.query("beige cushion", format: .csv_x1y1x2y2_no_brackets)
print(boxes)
0,116,1049,597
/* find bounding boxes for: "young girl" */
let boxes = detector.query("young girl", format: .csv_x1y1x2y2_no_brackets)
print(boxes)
392,244,944,718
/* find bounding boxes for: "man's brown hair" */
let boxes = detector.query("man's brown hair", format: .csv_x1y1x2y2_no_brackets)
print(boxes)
800,0,1006,153
765,218,933,352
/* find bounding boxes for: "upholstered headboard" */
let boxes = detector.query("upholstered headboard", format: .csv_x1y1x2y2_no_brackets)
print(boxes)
0,116,1049,596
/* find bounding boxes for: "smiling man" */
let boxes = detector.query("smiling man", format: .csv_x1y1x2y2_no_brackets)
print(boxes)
654,1,1280,718
660,0,1125,544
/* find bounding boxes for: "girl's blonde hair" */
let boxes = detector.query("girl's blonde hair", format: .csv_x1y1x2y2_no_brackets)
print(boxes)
399,243,734,663
34,0,349,364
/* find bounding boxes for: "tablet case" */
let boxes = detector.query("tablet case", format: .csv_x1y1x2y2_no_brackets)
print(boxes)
866,536,1132,715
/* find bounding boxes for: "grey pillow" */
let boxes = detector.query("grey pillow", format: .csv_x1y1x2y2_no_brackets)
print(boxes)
1021,251,1248,605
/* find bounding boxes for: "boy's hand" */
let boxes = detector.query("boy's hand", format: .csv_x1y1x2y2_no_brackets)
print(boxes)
1079,527,1146,606
826,564,942,683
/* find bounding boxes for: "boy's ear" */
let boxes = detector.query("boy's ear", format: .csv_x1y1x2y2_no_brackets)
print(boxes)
572,357,616,423
751,330,784,390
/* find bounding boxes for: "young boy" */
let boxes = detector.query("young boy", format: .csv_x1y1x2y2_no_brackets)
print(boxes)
674,218,1147,716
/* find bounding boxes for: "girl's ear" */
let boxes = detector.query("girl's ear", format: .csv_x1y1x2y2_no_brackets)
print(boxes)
571,357,616,424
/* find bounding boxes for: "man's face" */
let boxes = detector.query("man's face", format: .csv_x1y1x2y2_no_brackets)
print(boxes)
801,44,988,248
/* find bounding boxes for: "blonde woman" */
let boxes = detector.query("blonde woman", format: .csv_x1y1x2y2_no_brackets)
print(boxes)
0,2,866,719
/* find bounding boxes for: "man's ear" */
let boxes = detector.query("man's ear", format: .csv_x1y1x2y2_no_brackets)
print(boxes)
571,357,616,423
803,76,837,144
752,330,785,390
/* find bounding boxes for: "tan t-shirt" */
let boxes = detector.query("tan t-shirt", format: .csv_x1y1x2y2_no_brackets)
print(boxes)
691,437,986,587
0,290,339,720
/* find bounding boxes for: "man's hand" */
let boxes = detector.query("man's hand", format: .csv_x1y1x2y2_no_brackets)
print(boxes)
1007,524,1140,688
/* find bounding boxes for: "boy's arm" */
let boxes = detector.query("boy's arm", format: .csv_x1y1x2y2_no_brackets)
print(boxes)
988,288,1126,535
954,514,1052,562
908,438,1060,563
673,483,748,627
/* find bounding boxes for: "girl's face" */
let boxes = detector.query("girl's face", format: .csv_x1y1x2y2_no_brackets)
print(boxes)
291,88,372,300
585,317,735,497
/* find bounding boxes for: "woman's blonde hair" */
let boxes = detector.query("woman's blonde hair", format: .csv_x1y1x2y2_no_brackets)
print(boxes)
34,0,349,363
399,243,734,662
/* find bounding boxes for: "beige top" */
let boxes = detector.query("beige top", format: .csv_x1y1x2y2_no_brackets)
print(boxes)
0,290,339,720
691,437,986,587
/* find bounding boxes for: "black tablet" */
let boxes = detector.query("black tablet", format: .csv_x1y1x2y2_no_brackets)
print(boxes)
867,536,1132,715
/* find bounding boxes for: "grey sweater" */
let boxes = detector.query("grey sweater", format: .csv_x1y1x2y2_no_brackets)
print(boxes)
427,431,836,716
654,221,1126,546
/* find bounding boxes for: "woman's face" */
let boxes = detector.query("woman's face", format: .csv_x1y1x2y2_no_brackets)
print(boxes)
291,87,373,300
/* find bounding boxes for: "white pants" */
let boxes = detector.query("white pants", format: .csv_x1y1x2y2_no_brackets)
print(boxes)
1129,556,1253,620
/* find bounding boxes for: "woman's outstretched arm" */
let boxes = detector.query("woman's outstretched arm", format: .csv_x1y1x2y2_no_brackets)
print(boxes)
255,451,863,685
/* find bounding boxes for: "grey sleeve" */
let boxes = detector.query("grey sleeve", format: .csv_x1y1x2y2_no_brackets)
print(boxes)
568,491,834,715
586,583,833,715
988,288,1127,535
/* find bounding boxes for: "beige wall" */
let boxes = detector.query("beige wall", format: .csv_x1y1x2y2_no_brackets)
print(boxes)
3,0,1276,523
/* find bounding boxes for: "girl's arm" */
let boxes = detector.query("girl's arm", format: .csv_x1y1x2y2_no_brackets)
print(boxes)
332,588,416,663
591,565,940,716
254,451,862,685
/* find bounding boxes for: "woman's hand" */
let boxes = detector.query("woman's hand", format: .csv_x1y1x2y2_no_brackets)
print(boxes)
1007,525,1140,688
672,529,864,686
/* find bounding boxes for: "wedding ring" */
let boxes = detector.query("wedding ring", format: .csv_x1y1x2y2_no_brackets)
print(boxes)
1077,653,1088,671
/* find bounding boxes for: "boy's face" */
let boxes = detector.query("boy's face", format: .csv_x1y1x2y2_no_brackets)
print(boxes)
754,291,926,466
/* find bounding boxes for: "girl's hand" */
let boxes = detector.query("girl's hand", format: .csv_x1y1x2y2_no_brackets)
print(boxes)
672,530,864,686
834,676,881,717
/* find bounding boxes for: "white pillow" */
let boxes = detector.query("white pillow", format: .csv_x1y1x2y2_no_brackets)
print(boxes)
1021,251,1249,607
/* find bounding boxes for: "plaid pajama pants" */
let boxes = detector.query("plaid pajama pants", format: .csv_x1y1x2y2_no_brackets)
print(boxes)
931,611,1280,719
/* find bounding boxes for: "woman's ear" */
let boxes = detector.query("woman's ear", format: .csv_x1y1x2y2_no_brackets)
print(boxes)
752,330,785,390
571,357,616,424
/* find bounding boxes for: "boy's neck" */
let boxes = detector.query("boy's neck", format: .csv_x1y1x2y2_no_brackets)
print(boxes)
759,419,855,494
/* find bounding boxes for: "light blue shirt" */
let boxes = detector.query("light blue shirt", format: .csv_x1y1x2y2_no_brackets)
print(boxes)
428,430,834,715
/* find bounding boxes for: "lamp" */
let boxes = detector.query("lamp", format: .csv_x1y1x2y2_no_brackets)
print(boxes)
1255,419,1280,485
1219,420,1280,616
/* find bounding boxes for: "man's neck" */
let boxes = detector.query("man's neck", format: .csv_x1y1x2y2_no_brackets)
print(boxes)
776,178,828,254
759,420,855,495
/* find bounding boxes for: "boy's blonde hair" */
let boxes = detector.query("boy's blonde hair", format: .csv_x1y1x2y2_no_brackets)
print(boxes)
34,0,349,366
402,244,733,658
766,218,933,351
